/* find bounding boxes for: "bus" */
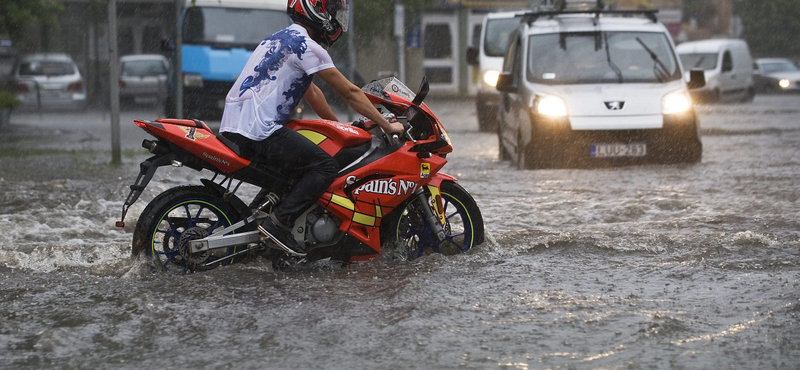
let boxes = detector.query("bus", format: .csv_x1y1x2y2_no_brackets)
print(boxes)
168,0,291,118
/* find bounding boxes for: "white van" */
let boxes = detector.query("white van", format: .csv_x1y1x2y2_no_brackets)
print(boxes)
466,11,526,132
676,39,755,103
495,3,706,169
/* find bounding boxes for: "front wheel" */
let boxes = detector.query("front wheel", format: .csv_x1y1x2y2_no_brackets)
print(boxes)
381,181,484,260
131,185,252,273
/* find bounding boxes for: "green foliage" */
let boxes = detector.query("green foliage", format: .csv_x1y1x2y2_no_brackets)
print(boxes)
0,0,64,46
0,90,19,110
733,0,800,58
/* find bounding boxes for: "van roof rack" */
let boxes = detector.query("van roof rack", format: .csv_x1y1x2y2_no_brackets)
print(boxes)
520,0,659,24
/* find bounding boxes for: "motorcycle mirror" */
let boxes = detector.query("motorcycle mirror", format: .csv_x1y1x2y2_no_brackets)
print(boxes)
412,76,429,106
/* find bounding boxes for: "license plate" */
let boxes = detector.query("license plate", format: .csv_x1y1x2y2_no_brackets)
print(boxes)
591,143,647,158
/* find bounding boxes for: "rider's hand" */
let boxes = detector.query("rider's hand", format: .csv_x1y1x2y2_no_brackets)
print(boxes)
380,113,405,135
385,121,405,135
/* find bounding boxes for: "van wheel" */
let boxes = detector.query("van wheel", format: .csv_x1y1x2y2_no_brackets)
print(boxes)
740,87,756,103
498,125,511,161
711,89,721,103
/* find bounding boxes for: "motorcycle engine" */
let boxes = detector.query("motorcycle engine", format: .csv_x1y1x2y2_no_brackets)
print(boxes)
307,212,340,244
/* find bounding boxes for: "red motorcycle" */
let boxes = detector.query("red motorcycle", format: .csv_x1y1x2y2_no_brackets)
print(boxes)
116,77,484,272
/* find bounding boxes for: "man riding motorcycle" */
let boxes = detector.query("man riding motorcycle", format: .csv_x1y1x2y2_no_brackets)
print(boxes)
219,0,405,257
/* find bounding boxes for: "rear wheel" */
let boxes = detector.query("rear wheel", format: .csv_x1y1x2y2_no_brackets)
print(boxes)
132,185,252,273
381,182,484,260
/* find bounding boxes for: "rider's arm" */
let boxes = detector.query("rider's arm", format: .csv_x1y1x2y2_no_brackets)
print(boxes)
303,82,338,121
316,68,405,135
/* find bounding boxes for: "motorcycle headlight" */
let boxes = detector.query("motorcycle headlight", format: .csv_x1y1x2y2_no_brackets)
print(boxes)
662,90,692,115
183,73,203,88
536,95,568,117
482,70,500,87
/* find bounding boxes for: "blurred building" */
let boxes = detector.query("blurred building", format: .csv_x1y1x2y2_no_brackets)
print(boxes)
12,0,738,104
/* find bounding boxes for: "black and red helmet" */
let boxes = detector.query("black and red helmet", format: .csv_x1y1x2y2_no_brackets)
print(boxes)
288,0,349,46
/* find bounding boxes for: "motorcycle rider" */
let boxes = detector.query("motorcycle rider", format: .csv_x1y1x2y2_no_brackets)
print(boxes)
219,0,404,257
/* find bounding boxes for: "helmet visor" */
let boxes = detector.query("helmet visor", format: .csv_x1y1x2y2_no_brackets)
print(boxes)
329,0,349,32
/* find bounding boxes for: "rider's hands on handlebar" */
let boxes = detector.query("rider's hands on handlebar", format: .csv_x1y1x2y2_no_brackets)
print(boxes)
378,113,405,135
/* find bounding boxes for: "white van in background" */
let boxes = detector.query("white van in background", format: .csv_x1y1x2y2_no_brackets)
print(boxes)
676,39,755,103
466,11,525,132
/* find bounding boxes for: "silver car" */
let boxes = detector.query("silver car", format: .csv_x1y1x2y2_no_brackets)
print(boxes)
119,54,169,106
754,58,800,93
14,53,87,111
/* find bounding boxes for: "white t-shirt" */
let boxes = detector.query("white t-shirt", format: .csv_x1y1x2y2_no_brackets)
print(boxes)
220,24,335,141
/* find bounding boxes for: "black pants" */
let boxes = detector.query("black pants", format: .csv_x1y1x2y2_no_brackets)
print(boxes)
223,127,339,226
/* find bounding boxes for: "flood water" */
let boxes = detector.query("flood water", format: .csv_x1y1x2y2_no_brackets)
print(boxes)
1,96,799,369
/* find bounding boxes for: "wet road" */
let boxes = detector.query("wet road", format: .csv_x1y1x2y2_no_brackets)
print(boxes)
1,96,799,369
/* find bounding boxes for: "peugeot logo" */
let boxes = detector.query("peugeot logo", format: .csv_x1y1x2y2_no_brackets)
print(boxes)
604,101,625,110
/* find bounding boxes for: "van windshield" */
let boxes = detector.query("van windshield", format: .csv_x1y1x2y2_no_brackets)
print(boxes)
183,7,290,48
678,53,718,70
484,18,520,57
526,31,681,84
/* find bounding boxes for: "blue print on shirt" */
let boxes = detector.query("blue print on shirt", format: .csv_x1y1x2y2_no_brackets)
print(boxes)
238,28,308,96
276,75,312,123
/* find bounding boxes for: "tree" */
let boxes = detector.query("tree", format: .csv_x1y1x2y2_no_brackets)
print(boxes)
733,0,800,58
0,0,63,48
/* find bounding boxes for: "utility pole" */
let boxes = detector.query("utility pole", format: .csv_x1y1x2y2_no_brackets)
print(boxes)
346,0,356,121
395,3,406,83
108,0,121,165
175,0,184,118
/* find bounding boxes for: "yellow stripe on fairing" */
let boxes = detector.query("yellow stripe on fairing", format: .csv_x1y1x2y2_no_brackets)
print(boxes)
375,205,382,218
353,212,375,226
297,130,327,145
330,194,355,210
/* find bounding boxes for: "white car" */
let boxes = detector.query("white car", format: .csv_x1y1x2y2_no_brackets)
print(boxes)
119,54,169,106
13,53,87,111
753,58,800,93
495,2,705,169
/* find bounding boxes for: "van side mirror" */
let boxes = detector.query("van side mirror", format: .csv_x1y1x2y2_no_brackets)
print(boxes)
466,47,479,66
687,69,706,90
495,71,516,93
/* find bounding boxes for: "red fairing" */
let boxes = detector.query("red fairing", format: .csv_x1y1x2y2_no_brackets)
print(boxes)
318,146,449,255
134,119,250,172
287,119,372,156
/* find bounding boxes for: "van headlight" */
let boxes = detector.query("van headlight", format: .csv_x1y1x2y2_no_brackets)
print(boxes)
662,90,692,115
183,73,204,88
482,70,500,87
536,95,568,117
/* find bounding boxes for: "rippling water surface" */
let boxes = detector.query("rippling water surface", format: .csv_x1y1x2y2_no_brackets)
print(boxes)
1,96,799,369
